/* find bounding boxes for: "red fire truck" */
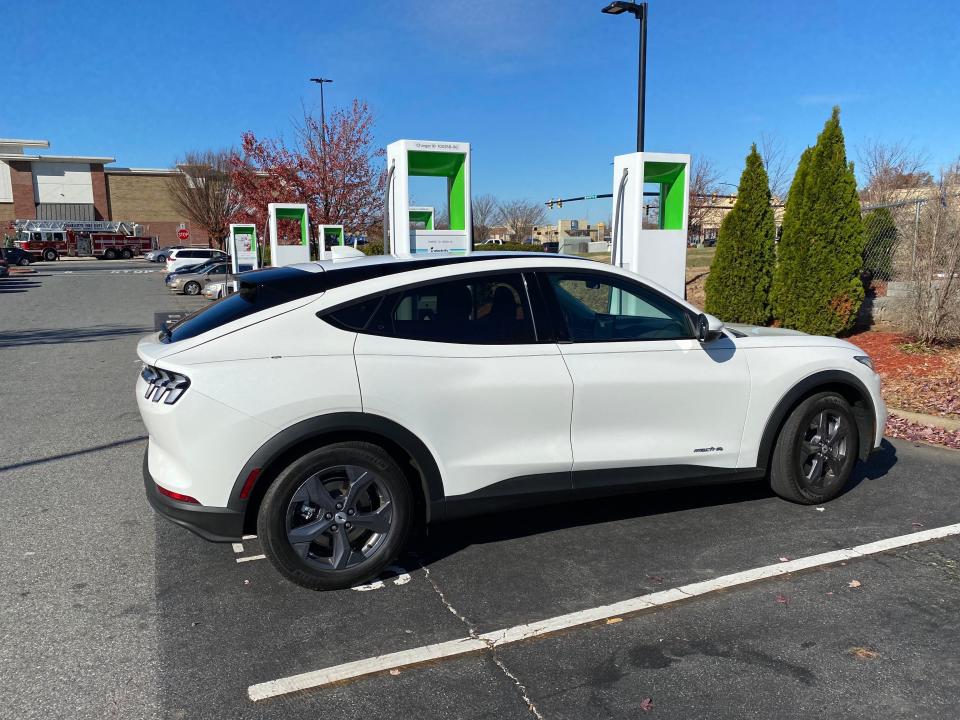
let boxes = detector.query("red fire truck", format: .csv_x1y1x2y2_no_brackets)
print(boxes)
12,219,157,261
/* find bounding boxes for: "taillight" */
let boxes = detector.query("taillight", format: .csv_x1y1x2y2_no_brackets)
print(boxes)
156,484,200,504
141,365,190,404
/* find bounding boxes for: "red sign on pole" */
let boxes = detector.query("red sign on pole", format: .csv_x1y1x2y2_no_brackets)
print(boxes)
177,228,190,241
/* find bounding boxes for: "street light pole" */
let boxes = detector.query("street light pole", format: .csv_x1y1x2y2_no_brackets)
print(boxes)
309,77,333,224
601,1,648,152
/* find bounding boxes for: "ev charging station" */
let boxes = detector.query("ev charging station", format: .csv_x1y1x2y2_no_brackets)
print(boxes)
385,140,472,256
317,224,345,259
409,206,435,230
228,223,259,273
610,152,690,297
268,202,310,267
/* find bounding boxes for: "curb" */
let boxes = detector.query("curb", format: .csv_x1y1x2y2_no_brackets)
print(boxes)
889,407,960,433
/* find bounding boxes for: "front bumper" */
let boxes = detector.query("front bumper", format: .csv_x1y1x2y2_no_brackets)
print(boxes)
143,449,243,542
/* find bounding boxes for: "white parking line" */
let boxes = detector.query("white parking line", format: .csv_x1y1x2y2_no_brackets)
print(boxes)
247,522,960,702
237,554,266,563
232,543,244,554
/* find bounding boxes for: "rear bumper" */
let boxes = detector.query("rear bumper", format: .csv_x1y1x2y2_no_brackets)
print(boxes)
143,449,243,542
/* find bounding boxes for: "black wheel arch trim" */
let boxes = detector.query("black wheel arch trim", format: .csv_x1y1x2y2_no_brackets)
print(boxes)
756,369,876,468
228,412,444,525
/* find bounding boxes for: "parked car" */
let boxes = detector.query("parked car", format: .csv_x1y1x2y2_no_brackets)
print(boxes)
165,247,229,273
168,262,251,295
0,256,8,277
481,238,505,245
542,241,560,253
1,246,33,266
147,245,185,263
202,267,254,300
138,252,886,591
164,257,233,286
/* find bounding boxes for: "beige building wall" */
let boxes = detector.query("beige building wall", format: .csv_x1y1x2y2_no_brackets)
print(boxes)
106,171,209,248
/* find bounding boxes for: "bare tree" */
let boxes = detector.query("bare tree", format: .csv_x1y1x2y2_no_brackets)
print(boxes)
758,132,793,201
498,199,546,245
858,139,931,205
687,155,721,241
169,149,240,249
906,159,960,343
472,194,500,246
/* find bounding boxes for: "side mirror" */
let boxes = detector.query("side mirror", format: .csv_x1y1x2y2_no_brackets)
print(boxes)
696,312,725,343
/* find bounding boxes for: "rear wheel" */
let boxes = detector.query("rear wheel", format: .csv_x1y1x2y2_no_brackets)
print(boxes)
257,442,412,591
183,280,201,295
770,392,859,504
121,248,133,259
18,257,30,266
104,248,117,260
43,248,58,262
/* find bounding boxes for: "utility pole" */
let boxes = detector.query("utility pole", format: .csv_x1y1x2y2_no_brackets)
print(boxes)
601,2,648,152
309,77,333,222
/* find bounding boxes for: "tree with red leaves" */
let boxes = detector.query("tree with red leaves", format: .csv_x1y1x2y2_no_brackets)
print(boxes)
230,99,386,250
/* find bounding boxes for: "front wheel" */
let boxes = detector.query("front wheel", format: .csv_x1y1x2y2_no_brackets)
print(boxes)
43,248,58,262
18,257,30,266
183,281,201,295
770,392,859,504
257,442,412,591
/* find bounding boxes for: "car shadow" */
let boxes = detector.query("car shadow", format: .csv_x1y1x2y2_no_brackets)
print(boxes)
413,443,899,567
0,325,153,347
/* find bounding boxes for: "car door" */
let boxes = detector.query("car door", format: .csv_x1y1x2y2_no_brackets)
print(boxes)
539,269,751,485
350,270,574,499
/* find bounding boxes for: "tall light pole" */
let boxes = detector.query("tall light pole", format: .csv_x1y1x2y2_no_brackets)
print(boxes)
601,1,648,152
309,77,333,223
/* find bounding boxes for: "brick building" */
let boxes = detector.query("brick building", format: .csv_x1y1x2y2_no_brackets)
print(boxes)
1,137,209,247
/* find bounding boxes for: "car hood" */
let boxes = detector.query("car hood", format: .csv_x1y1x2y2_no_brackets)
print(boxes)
727,323,807,337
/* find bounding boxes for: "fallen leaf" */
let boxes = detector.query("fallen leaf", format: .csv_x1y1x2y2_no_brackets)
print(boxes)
826,592,834,596
639,697,654,712
848,579,862,589
389,669,401,676
779,556,791,562
847,646,880,660
775,594,789,605
606,617,623,625
912,521,924,528
646,574,664,584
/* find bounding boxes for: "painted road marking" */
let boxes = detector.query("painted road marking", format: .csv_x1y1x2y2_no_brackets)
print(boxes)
351,565,412,592
237,554,266,564
232,543,244,554
248,522,960,702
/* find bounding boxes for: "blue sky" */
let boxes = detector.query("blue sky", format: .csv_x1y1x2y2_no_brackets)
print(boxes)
6,0,959,222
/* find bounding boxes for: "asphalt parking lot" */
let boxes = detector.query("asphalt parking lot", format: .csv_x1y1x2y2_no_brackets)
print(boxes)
2,259,959,719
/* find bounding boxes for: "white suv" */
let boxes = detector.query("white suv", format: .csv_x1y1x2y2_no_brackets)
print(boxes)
165,247,229,273
137,253,885,590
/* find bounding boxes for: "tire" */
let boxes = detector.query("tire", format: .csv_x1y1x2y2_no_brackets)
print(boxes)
257,442,412,591
770,392,859,505
121,248,133,259
183,281,201,295
104,248,117,260
156,254,167,264
18,257,30,266
43,248,58,262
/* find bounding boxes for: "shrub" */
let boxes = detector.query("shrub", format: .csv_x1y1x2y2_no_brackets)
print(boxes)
704,144,776,324
771,107,865,335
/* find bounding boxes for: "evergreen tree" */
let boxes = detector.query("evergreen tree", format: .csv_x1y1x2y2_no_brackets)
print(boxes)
704,144,776,324
771,107,865,335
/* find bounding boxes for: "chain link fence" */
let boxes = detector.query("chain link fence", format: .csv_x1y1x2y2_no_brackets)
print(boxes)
860,197,923,285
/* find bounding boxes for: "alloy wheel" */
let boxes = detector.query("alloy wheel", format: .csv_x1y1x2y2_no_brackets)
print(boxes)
798,410,849,488
285,465,393,571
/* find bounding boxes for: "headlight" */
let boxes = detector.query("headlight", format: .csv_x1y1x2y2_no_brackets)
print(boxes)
853,355,874,372
141,365,190,404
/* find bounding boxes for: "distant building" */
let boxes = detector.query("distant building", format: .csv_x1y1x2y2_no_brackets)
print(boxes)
1,137,210,247
533,219,608,252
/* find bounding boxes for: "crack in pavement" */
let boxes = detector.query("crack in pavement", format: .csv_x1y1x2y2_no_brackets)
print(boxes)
412,554,545,720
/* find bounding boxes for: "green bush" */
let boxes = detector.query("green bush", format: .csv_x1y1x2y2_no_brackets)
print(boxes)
704,144,776,324
771,107,865,335
359,241,384,256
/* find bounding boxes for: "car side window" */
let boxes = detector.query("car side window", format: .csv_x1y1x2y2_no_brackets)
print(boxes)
356,273,536,344
545,271,694,342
